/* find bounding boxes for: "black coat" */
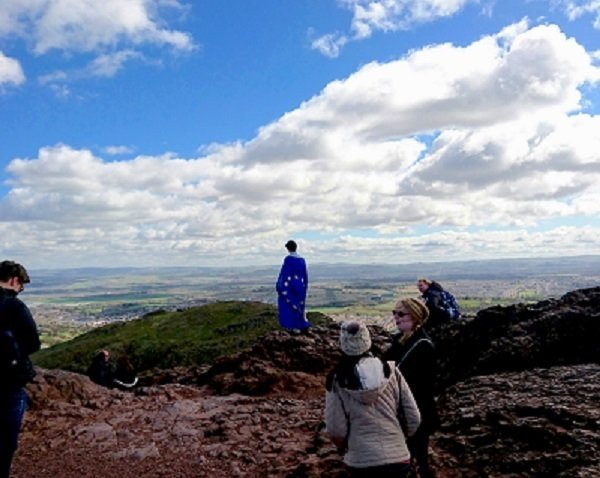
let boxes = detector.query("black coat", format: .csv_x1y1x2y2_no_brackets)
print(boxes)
384,327,439,433
421,281,448,329
0,287,41,391
87,358,114,387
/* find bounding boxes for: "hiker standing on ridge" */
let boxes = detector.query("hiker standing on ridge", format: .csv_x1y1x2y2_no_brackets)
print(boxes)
417,278,461,329
0,260,40,478
385,298,439,478
276,240,310,332
325,321,421,477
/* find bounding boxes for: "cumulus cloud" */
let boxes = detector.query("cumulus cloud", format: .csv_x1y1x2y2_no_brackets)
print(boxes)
0,0,195,84
0,0,195,54
312,1,600,57
0,51,25,88
1,22,600,267
312,0,475,56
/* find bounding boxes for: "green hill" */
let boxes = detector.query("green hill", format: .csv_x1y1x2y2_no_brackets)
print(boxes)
33,301,332,374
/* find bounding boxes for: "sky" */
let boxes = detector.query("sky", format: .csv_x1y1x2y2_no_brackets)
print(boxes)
1,0,600,269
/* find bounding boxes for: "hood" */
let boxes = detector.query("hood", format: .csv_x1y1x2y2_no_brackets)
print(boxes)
428,281,444,292
339,366,397,405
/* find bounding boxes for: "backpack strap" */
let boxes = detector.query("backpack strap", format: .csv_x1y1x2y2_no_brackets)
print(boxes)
397,338,434,367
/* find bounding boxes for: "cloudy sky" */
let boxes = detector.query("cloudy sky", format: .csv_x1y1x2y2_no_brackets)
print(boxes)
1,0,600,269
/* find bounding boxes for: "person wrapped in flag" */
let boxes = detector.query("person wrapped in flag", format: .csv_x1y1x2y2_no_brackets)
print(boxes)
276,240,310,331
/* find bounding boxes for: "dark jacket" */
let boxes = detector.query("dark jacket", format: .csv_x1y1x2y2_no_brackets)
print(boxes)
421,281,448,329
384,327,439,433
87,356,114,387
0,287,41,391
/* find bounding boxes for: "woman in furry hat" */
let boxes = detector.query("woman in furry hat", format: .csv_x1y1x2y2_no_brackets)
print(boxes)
385,297,439,478
325,321,421,478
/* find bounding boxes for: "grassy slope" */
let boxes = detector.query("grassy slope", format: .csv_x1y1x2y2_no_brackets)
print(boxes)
33,301,331,374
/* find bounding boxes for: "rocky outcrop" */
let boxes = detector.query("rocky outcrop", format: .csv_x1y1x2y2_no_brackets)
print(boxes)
12,287,600,477
431,286,600,389
433,364,600,478
196,324,390,397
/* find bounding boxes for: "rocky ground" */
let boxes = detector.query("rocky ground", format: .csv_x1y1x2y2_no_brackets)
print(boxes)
435,364,600,477
15,370,336,478
12,287,600,477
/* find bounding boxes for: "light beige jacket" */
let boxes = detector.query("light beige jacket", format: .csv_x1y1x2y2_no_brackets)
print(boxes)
325,362,421,468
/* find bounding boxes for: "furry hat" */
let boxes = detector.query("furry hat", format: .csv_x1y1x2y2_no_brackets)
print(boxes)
339,321,372,356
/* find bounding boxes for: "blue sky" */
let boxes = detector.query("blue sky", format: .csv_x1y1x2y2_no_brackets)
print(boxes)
1,0,600,268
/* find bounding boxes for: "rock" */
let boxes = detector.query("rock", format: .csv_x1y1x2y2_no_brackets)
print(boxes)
197,324,389,397
432,364,600,478
12,287,600,477
431,286,600,389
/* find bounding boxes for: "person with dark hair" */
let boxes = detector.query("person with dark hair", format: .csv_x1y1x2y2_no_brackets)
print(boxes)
276,240,310,331
417,278,461,329
87,350,114,388
0,260,40,478
113,354,138,390
385,298,439,478
325,321,420,478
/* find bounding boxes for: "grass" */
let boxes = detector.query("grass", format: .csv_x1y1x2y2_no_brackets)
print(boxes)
33,301,332,374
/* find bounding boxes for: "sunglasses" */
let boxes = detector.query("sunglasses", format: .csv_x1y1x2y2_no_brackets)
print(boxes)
392,310,410,317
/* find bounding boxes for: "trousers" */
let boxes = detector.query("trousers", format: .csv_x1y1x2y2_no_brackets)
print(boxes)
0,388,28,478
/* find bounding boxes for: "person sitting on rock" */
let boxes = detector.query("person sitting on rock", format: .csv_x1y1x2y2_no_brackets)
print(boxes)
112,354,138,390
87,350,113,388
417,278,461,329
325,321,421,478
385,298,439,478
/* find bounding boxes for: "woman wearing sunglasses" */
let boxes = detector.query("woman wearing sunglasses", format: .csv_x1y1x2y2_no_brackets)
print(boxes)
385,298,439,478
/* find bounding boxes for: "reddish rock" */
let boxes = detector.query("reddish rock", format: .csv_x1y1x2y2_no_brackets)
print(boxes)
11,287,600,477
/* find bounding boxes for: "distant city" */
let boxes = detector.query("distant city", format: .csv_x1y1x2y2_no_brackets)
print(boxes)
24,255,600,347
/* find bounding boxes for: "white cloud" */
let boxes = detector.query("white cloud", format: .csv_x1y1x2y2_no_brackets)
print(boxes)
0,51,25,87
345,0,473,39
312,0,475,56
0,0,195,85
103,145,136,155
86,51,143,78
1,22,600,267
311,32,349,59
309,226,600,263
559,0,600,28
0,0,195,54
314,1,600,58
36,51,143,90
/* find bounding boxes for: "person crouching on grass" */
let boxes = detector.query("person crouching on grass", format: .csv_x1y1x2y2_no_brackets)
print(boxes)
325,321,420,478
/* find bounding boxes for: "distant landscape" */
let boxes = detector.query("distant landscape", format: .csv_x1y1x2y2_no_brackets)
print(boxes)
24,255,600,347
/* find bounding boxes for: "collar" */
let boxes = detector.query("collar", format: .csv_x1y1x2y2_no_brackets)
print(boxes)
0,286,18,298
